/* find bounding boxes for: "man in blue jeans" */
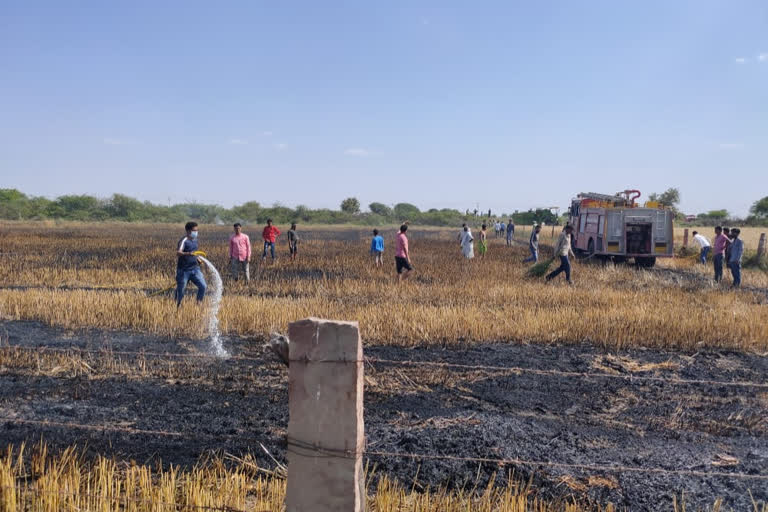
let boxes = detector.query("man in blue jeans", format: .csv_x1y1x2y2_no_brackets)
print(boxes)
727,228,743,288
175,221,207,306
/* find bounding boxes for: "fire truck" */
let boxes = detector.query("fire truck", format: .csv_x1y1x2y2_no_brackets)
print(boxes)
568,190,674,267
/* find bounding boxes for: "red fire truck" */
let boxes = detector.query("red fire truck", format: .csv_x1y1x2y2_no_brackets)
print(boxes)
568,190,674,267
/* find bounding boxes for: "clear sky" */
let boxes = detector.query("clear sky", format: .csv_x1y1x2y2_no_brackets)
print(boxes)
1,1,766,217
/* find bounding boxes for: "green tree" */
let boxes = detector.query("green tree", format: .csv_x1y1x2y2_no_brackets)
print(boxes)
705,209,729,220
340,197,360,214
750,196,768,219
648,188,680,211
393,203,420,221
231,201,261,221
368,202,393,217
0,189,27,202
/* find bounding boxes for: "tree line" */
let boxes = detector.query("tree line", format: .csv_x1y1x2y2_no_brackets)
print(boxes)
1,188,764,226
0,189,560,227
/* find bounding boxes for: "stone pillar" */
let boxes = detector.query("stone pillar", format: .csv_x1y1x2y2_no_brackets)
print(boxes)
683,228,689,248
758,233,766,261
286,318,365,512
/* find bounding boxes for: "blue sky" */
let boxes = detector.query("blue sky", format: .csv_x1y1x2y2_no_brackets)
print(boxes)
1,1,766,216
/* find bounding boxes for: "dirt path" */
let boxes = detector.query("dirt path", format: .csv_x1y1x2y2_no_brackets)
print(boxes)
0,321,766,511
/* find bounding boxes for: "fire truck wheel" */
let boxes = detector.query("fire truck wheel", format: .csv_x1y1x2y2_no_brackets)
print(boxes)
635,257,656,268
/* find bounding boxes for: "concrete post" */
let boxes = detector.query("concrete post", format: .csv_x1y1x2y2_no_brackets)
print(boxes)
683,228,689,248
286,318,365,512
758,233,766,261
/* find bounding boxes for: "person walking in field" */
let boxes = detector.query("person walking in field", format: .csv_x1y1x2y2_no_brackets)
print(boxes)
499,221,506,241
546,225,576,284
261,218,281,263
523,225,541,263
506,219,515,246
370,229,384,267
727,228,743,288
175,221,207,306
712,226,729,282
478,224,488,259
692,230,711,264
460,226,474,259
287,223,299,261
229,223,251,282
395,224,413,282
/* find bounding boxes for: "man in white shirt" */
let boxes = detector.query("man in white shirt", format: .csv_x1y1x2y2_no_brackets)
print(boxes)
692,230,711,264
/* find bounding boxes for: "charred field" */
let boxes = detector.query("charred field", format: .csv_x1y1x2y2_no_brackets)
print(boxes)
0,222,767,511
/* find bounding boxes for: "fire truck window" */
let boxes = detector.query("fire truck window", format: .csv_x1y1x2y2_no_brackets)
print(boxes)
598,216,604,235
579,214,587,233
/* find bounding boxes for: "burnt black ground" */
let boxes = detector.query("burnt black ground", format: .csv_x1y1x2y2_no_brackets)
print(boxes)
0,320,766,511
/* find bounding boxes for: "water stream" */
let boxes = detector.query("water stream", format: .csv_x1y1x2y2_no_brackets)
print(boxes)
198,257,229,358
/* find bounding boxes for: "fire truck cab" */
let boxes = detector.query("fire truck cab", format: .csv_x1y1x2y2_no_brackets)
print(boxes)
568,190,674,267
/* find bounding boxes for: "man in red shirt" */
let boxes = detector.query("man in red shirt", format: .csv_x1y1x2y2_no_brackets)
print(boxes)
262,218,281,263
229,223,251,282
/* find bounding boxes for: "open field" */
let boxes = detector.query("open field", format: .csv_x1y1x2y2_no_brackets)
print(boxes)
0,222,766,351
1,222,767,511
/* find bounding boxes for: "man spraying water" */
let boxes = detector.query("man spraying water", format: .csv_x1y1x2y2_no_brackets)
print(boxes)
174,221,228,357
176,221,207,306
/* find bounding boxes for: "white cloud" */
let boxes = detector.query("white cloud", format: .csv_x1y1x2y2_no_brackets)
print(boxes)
262,131,273,136
103,137,133,145
758,53,768,62
734,57,748,64
274,143,288,151
344,148,370,157
719,143,745,150
228,138,248,145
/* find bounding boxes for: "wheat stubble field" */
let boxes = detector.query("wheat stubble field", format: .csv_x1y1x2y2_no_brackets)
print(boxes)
0,222,767,511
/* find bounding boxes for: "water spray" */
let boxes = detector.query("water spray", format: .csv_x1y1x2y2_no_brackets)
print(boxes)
193,251,229,358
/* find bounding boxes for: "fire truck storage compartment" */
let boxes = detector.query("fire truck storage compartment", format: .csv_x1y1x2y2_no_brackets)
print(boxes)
626,223,652,254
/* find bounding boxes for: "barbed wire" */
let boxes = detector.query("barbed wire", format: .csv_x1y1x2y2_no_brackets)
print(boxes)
4,344,768,390
3,416,767,483
364,357,768,389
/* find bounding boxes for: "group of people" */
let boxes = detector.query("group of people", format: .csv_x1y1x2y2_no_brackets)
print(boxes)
175,220,747,305
175,219,300,305
691,226,745,287
491,220,516,246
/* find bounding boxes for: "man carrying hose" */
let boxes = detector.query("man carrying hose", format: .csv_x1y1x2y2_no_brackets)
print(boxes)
175,221,207,306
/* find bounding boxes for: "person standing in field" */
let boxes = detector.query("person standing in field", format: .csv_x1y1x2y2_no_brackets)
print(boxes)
506,219,515,246
692,230,711,264
478,224,488,259
727,228,743,288
546,225,575,284
287,223,299,261
523,225,541,263
395,224,413,282
460,226,474,259
723,227,733,266
370,229,384,267
458,223,472,243
261,218,281,263
712,226,729,282
499,221,506,241
229,223,251,282
175,221,207,306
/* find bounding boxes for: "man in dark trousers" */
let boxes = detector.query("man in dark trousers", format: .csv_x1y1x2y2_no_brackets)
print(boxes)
546,225,576,284
175,221,207,306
